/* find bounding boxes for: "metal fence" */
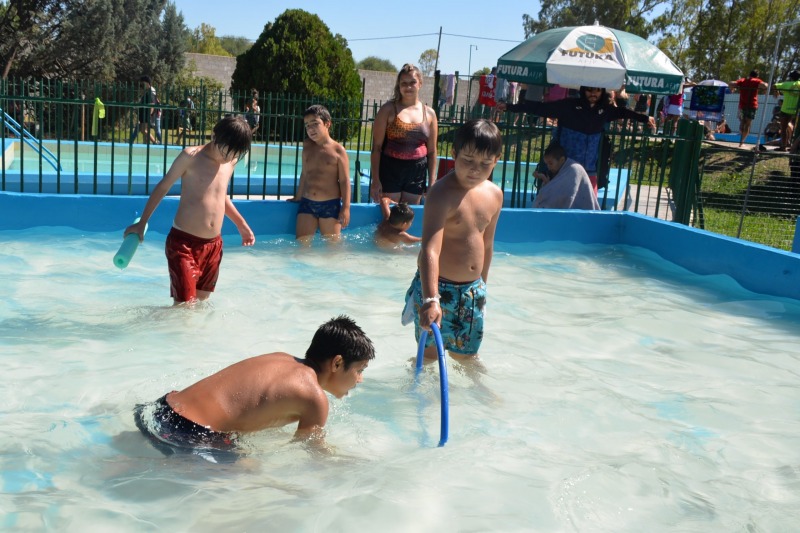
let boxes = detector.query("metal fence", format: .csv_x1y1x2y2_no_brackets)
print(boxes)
696,143,800,251
2,77,798,250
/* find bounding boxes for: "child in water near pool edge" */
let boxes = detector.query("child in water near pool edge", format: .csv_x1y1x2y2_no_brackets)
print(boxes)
124,115,255,305
403,119,503,363
375,197,421,248
134,315,375,458
287,104,351,244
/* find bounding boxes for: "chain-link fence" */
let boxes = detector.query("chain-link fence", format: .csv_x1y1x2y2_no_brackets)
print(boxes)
696,144,800,251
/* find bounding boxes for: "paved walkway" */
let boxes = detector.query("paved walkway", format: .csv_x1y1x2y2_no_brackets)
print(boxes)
626,185,676,221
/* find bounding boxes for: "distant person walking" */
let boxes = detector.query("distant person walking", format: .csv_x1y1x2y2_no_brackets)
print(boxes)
498,86,655,194
730,70,768,147
129,75,156,145
775,70,800,151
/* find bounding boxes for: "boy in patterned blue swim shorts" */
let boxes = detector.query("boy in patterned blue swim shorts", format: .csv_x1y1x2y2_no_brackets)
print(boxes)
403,119,503,362
288,105,351,244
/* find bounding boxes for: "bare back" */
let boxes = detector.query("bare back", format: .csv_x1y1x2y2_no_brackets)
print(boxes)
299,138,349,201
167,353,328,434
375,221,420,248
171,144,239,238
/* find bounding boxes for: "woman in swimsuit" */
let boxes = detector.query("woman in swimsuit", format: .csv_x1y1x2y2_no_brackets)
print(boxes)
370,64,438,205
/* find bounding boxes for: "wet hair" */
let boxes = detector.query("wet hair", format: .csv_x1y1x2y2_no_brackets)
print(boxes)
303,104,332,124
139,75,151,85
453,119,503,157
212,115,252,160
388,202,414,226
543,142,566,160
749,70,759,78
305,315,376,371
392,63,423,101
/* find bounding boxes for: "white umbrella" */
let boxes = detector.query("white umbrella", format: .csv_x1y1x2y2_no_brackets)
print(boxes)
497,23,684,95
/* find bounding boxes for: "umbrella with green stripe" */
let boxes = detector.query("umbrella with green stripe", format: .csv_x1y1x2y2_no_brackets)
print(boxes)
497,24,684,95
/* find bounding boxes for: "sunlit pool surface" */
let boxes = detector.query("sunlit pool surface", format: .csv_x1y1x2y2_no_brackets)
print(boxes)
2,226,799,530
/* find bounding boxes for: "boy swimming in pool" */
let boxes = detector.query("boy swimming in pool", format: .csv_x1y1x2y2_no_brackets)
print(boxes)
134,315,375,455
403,119,503,362
375,198,420,248
124,115,255,304
287,105,351,244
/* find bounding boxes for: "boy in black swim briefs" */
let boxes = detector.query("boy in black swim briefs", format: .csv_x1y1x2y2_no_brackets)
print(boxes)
134,316,375,456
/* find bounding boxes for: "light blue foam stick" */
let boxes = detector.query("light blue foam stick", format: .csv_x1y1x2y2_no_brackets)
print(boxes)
114,216,147,269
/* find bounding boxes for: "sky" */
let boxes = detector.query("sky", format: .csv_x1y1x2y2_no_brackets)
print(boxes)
170,0,540,75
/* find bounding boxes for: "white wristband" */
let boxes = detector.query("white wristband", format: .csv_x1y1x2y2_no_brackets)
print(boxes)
422,295,440,305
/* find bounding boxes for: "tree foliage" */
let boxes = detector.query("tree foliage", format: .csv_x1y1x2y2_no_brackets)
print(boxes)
521,0,800,83
231,9,362,141
655,0,800,81
418,49,438,76
232,9,361,99
357,56,397,72
0,0,189,83
522,0,665,39
0,0,75,78
187,23,231,56
219,35,252,57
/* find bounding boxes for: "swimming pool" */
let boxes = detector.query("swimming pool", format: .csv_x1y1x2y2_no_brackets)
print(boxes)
0,140,629,208
1,141,370,197
2,193,800,530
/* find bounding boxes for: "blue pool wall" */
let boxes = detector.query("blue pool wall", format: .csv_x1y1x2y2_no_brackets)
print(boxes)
2,191,800,301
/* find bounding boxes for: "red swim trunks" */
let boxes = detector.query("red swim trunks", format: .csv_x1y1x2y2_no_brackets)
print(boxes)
165,227,223,302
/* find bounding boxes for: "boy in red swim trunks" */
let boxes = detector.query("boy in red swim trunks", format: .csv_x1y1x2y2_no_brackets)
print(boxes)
124,115,255,304
287,105,351,244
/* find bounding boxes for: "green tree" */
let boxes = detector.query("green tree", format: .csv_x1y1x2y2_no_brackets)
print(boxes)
655,0,800,81
154,2,190,86
112,0,172,83
418,49,438,76
0,0,75,78
187,23,231,56
357,56,397,72
522,0,666,38
232,9,360,98
231,9,362,141
0,0,186,82
219,35,252,57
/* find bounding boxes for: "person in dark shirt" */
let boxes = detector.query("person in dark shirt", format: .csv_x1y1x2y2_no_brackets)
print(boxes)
498,86,655,194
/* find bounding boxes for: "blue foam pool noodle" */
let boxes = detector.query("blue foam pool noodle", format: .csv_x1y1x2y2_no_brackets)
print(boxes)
114,217,147,269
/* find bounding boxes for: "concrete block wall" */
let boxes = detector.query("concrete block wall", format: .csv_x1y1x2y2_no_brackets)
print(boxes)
184,53,237,90
359,69,479,109
183,53,479,109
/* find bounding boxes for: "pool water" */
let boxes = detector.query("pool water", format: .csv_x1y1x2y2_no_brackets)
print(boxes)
2,227,800,531
2,141,372,197
3,141,566,206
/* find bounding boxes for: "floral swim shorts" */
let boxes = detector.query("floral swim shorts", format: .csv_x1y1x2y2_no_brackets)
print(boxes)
403,270,486,355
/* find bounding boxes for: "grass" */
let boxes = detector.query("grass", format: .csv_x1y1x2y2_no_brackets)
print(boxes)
696,145,799,251
701,208,797,251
